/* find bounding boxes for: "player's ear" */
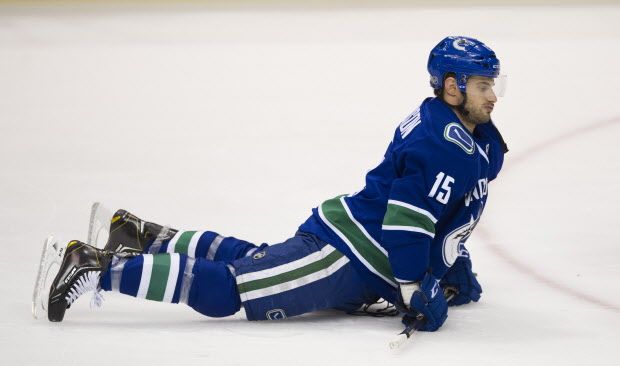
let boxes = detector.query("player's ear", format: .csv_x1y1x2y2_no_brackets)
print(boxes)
444,76,459,98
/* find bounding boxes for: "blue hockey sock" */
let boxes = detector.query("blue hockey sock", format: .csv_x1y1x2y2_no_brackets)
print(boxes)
147,230,264,262
100,253,194,304
100,254,241,317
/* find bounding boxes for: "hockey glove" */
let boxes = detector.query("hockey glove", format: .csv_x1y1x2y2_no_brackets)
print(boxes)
440,256,482,306
398,271,448,332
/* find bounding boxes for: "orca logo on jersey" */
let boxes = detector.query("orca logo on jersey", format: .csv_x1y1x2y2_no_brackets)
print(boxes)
444,123,475,155
442,215,479,267
266,309,287,320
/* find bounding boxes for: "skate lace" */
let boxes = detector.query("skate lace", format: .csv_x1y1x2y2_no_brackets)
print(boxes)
65,271,105,309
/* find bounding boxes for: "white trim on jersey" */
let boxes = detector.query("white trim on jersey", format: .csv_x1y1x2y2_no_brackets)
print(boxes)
340,196,389,257
476,143,489,163
318,204,398,288
387,199,438,224
382,225,435,238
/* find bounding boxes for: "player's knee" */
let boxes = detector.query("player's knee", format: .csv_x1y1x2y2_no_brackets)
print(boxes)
187,258,241,317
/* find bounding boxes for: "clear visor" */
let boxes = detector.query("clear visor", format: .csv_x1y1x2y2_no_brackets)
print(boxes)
466,74,508,99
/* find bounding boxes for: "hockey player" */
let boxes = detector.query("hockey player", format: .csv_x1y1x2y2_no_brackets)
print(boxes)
45,36,508,333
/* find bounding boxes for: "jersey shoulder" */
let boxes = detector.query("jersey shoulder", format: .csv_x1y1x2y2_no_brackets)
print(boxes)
392,97,478,165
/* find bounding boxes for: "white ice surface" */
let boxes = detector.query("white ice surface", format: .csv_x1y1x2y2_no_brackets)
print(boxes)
0,4,619,365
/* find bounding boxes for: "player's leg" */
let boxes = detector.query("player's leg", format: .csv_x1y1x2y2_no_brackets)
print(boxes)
47,233,378,322
105,209,264,261
231,232,380,320
99,254,241,318
48,240,242,321
149,230,265,263
100,232,378,320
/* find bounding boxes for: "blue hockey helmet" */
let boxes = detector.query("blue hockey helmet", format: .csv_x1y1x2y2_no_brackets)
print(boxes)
428,36,501,93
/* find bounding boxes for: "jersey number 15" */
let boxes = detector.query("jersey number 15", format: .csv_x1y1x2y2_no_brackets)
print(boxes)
429,172,454,204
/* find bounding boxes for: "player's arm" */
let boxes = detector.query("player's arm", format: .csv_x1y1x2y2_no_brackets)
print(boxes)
381,144,471,283
439,249,482,306
381,144,472,331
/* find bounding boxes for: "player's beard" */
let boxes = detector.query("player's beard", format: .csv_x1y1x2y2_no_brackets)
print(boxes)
460,96,492,125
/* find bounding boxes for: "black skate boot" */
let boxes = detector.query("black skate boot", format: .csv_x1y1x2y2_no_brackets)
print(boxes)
48,240,115,322
104,209,177,254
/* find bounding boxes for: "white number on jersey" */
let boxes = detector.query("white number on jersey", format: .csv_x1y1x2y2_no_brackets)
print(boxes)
428,172,454,204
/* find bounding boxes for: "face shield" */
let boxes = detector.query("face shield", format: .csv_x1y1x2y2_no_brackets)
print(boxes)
466,74,508,99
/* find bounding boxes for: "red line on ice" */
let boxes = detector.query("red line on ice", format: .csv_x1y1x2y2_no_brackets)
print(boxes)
481,116,620,313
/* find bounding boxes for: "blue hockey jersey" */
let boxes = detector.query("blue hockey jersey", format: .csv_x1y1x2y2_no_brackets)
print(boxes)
299,97,506,303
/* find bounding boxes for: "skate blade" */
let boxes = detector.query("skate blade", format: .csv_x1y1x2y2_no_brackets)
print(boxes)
87,202,113,249
32,236,65,319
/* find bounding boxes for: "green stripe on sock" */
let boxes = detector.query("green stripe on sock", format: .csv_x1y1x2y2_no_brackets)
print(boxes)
146,254,171,301
383,204,436,234
238,250,344,294
321,196,394,281
174,231,196,254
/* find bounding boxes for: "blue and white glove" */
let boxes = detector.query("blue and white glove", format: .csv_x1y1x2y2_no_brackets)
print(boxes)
398,272,448,332
440,256,482,306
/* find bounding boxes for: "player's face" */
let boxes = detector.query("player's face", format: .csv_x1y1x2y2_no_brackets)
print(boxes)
463,76,498,124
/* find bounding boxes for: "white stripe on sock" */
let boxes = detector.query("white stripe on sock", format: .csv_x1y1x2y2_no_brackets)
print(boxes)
187,231,204,258
136,255,153,299
166,231,182,253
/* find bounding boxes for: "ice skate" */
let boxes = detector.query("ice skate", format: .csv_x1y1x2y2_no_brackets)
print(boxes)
32,236,66,319
104,209,177,254
87,202,113,248
47,240,115,322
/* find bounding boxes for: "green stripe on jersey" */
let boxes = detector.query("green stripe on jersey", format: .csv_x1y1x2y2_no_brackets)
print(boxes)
383,203,436,234
237,249,344,294
174,231,196,254
320,196,394,282
146,254,171,301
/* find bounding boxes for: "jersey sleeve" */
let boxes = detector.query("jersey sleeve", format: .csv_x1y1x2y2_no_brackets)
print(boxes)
381,142,474,283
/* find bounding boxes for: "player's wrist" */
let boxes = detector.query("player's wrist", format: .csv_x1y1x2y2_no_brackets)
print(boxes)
398,282,421,307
